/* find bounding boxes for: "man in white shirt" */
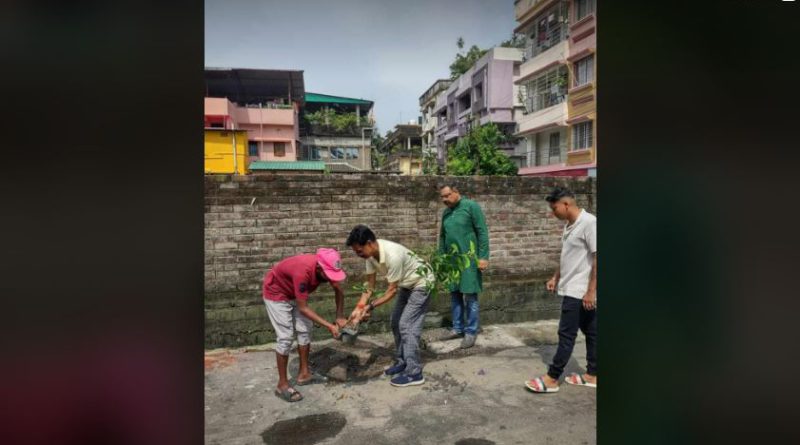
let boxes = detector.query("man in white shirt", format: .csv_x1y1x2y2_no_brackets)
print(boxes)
526,187,597,393
346,225,434,387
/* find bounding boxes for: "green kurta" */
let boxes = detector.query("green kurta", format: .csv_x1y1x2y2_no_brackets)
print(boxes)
439,197,490,293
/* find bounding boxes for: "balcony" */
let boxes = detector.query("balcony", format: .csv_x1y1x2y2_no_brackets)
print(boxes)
419,79,453,107
516,101,567,136
515,0,552,22
237,107,296,126
523,25,568,61
525,92,566,115
308,122,372,137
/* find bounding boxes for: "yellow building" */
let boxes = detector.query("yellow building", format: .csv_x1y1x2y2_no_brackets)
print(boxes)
204,129,249,175
386,153,423,175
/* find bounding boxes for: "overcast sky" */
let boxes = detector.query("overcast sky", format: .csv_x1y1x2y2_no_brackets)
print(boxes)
205,0,517,133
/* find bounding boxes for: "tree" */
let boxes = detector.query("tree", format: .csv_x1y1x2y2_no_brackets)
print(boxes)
370,128,386,169
422,151,442,175
449,37,488,80
446,123,518,176
499,33,526,49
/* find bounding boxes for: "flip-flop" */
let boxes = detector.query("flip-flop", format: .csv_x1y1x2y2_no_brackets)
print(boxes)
274,386,303,402
525,376,560,393
295,372,329,386
565,373,597,388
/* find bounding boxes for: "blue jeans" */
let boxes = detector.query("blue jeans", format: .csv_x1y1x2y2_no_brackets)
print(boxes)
391,287,430,376
450,291,479,335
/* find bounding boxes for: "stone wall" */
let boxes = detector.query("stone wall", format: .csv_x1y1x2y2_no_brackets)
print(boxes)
205,174,596,348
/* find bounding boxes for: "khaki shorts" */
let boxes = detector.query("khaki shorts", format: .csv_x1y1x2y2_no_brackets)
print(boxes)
263,299,314,355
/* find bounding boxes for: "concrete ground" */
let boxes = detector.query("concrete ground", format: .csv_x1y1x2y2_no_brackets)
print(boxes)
205,321,596,445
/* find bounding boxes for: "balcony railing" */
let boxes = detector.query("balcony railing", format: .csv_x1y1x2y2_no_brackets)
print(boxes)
308,122,373,137
524,25,568,60
524,93,566,114
419,80,453,107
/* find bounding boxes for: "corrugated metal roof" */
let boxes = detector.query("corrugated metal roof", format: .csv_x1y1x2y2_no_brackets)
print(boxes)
205,67,305,106
305,92,373,106
249,161,326,171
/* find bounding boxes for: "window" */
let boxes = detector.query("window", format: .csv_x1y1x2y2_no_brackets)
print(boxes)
525,1,568,59
304,145,320,160
575,0,595,22
458,93,471,113
273,142,286,157
574,55,594,87
572,121,593,151
548,133,561,158
248,141,259,157
346,148,359,159
330,147,344,159
474,83,484,108
522,66,568,114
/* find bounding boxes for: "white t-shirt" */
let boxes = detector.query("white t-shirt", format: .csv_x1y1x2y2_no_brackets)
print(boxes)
365,239,434,290
558,209,597,300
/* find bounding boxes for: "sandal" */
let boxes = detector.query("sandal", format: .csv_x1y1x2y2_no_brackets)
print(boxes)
565,373,596,388
295,372,329,386
274,386,303,402
525,376,560,393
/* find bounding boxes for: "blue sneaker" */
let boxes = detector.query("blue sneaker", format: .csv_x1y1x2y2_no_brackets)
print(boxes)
384,362,406,376
390,373,425,387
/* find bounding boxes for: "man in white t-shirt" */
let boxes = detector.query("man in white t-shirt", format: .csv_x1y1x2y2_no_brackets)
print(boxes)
346,225,434,388
526,187,597,393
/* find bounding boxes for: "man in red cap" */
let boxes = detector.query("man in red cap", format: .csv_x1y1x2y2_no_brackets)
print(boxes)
263,248,348,402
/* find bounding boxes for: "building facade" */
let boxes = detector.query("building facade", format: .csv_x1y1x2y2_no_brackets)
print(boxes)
379,124,423,175
204,129,249,175
419,79,453,161
204,68,305,173
429,47,524,167
299,93,375,171
513,0,597,177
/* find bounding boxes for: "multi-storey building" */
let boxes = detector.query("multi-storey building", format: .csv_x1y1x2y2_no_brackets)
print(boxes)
513,0,597,177
204,68,305,173
299,92,375,171
379,124,423,175
419,79,453,163
429,47,524,167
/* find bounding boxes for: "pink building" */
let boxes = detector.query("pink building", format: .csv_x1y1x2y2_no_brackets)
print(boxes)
204,68,305,164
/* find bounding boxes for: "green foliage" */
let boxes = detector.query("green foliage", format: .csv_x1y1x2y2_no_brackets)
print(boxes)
305,109,370,134
422,151,442,175
370,128,387,169
499,33,526,49
449,37,488,80
352,282,385,298
446,123,519,176
410,242,477,301
350,243,476,303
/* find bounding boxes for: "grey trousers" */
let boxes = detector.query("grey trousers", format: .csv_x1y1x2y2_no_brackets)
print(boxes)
391,287,431,376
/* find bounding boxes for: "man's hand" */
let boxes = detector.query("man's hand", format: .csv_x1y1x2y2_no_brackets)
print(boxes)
327,323,340,338
360,306,372,322
582,289,597,311
349,306,364,323
478,259,489,271
336,318,348,329
546,276,558,292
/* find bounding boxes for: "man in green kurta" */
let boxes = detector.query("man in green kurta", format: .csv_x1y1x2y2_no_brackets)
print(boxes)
437,184,490,349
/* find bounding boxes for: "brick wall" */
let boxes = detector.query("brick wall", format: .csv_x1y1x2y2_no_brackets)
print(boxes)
205,174,596,348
